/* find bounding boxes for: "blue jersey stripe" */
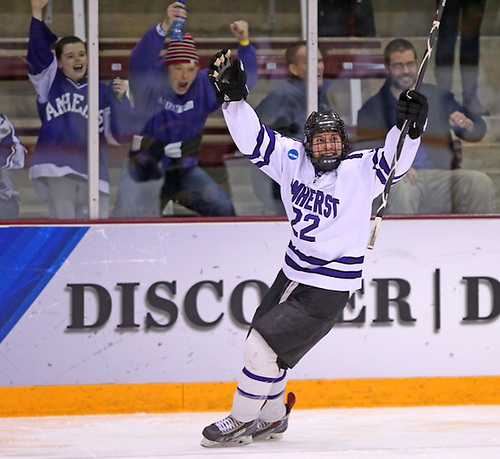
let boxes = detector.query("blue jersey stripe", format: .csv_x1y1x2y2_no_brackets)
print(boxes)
236,387,269,400
285,254,362,279
344,152,363,160
378,152,391,174
242,366,277,383
336,255,365,264
376,168,387,185
249,123,266,161
255,126,276,168
288,243,364,266
266,389,286,400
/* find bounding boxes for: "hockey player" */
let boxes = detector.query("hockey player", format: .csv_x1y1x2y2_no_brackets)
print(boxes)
200,50,429,447
28,0,137,219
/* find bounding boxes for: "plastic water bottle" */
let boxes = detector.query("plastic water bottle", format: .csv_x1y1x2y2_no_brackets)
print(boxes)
171,0,186,41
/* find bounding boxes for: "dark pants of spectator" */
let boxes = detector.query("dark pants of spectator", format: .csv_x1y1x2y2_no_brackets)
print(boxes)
160,164,236,217
318,0,376,37
434,0,487,113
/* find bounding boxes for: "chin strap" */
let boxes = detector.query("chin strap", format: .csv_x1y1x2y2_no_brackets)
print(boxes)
311,154,342,172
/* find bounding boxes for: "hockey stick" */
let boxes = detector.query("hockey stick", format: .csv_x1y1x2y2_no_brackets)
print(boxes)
367,0,447,250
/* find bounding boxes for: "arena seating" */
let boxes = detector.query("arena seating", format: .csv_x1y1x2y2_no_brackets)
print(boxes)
0,37,386,167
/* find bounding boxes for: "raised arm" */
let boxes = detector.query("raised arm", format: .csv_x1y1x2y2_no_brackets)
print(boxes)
230,20,258,91
358,89,427,200
222,100,262,155
208,52,291,186
30,0,49,21
161,1,187,35
130,1,187,96
27,0,59,101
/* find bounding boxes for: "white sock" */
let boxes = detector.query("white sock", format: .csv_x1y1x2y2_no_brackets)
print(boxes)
230,329,281,422
257,369,288,422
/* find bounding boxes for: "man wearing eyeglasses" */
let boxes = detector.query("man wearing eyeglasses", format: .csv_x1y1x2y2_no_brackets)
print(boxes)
356,38,495,214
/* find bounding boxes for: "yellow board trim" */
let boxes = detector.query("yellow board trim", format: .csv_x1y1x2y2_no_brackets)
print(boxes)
1,377,499,418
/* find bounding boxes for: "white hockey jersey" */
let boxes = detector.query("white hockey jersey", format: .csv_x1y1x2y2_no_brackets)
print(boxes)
223,101,420,292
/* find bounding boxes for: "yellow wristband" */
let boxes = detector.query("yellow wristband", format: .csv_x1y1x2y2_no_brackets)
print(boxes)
239,40,250,46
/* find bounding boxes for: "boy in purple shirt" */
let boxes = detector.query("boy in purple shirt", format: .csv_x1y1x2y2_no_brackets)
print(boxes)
28,0,137,219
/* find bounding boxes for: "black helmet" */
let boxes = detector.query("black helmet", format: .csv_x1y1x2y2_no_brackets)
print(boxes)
303,110,349,171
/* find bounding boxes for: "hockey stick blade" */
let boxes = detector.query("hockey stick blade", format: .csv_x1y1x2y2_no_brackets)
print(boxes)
367,0,447,250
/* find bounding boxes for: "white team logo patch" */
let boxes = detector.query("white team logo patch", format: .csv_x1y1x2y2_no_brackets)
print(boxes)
288,149,299,160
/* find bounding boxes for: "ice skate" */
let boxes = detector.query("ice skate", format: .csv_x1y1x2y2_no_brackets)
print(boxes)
200,415,257,448
253,392,296,441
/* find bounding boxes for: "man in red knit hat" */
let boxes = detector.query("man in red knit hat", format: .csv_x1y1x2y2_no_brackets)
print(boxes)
162,33,200,95
113,1,258,219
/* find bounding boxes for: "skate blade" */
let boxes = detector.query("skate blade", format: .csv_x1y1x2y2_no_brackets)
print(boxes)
200,436,253,448
253,432,284,441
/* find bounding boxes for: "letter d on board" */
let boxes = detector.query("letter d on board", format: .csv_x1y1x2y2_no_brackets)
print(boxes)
463,276,500,321
66,283,112,329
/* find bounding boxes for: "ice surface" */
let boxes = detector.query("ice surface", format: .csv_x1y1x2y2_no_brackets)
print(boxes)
1,405,500,458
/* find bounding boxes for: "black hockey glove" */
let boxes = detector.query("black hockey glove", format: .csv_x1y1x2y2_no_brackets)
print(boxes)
396,89,428,139
208,49,248,105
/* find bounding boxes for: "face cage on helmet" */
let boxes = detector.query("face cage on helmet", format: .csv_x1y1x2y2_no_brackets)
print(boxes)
304,128,349,172
310,151,343,171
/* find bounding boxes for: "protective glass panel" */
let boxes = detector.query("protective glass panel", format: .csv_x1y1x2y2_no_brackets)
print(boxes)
0,0,497,220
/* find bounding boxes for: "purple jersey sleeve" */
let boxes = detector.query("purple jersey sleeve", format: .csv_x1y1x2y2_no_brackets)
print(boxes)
27,17,58,76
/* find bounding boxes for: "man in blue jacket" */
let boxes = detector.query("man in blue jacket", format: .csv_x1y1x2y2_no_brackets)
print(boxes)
357,38,495,214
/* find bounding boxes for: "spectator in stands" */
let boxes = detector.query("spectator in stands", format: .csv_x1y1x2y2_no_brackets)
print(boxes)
434,0,488,115
112,1,257,218
251,40,332,216
28,0,137,219
0,114,27,219
318,0,376,37
357,38,496,214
